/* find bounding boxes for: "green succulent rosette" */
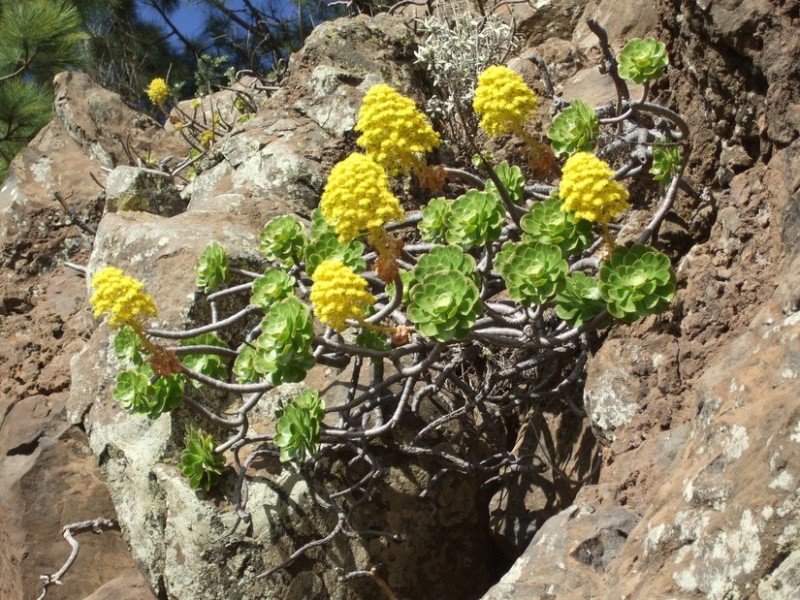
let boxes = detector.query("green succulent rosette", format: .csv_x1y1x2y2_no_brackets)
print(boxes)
196,241,229,292
180,428,226,491
310,207,334,238
114,325,145,366
617,38,669,84
520,197,594,257
407,270,482,342
251,297,315,384
274,389,325,463
444,189,504,249
259,215,306,266
599,244,676,322
495,242,567,306
250,268,295,309
546,99,600,157
113,364,184,419
413,245,479,287
180,333,229,388
485,161,525,203
303,231,365,278
232,344,259,384
555,272,607,327
650,139,683,185
418,197,452,244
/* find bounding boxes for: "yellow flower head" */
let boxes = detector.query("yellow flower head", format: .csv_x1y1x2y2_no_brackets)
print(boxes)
199,129,215,148
90,266,158,329
310,260,375,332
355,84,440,176
559,152,630,224
473,66,538,137
147,78,170,107
320,152,404,243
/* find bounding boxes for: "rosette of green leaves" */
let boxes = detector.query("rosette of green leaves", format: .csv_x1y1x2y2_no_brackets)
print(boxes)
555,272,607,327
113,364,184,419
303,232,365,278
114,326,145,366
599,244,676,322
546,100,600,156
407,270,482,342
180,428,225,491
617,38,669,84
520,197,594,257
495,242,567,306
485,161,525,203
232,345,259,384
413,245,479,286
274,389,325,463
310,207,333,237
650,139,683,185
259,215,306,266
251,268,294,309
251,297,315,384
444,190,504,249
418,197,451,244
180,333,229,388
196,241,228,292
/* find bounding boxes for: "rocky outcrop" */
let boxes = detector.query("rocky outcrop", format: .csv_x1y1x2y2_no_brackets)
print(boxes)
3,1,800,599
0,72,163,600
485,0,800,597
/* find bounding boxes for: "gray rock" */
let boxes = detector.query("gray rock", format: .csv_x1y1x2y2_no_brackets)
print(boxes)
105,166,185,216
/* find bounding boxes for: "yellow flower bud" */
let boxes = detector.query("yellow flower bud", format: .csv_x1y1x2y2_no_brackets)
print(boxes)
559,152,630,224
147,78,170,107
355,84,440,176
90,267,158,329
320,153,403,243
473,66,538,137
310,260,375,332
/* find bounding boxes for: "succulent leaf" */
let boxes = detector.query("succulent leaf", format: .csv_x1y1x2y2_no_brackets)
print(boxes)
407,270,482,342
494,242,567,306
485,161,525,202
418,197,452,244
274,389,325,463
196,241,229,293
180,428,225,491
259,215,306,266
250,268,295,309
599,244,676,322
555,272,607,327
617,38,669,84
520,196,594,257
546,99,600,156
444,189,504,249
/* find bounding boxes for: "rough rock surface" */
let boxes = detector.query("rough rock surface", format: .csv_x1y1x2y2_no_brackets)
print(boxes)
3,1,800,599
484,0,800,597
0,72,163,600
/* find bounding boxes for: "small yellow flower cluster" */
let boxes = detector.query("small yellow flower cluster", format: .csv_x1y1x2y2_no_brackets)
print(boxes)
473,66,538,137
90,266,158,329
355,84,440,176
199,129,215,148
559,152,630,224
147,78,170,107
320,153,404,243
310,260,375,332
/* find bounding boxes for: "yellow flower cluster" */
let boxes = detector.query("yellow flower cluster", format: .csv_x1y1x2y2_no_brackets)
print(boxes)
355,84,440,176
559,152,630,224
473,66,538,137
90,266,158,329
199,129,215,148
310,260,375,332
147,78,170,107
320,152,404,243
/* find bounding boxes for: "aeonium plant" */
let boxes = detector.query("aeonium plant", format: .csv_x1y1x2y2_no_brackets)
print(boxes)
86,31,689,585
